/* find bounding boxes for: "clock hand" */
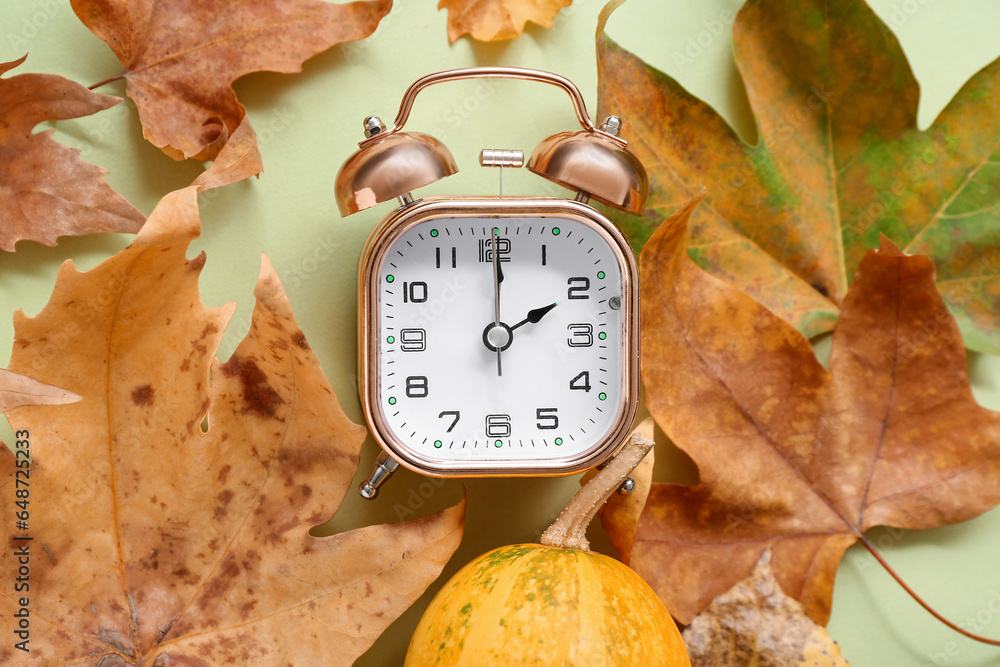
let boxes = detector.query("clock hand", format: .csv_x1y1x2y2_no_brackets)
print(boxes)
509,302,558,331
491,227,502,377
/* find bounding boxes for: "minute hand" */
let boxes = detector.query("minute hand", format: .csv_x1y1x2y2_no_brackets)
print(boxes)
510,302,558,331
491,228,502,376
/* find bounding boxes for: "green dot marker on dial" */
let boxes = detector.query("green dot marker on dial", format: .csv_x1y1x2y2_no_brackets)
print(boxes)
599,332,607,340
599,392,607,401
434,440,443,448
552,227,561,236
597,271,606,279
386,274,394,283
387,335,395,344
494,440,503,448
388,397,396,405
430,229,439,237
554,437,563,446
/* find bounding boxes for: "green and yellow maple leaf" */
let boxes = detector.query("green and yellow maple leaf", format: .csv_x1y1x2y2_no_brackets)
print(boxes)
597,0,1000,351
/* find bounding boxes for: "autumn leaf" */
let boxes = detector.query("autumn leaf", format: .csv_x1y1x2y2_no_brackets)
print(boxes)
683,550,850,667
581,417,655,563
438,0,571,42
0,369,80,414
629,192,1000,627
0,367,79,457
0,185,464,665
0,55,144,252
72,0,393,161
597,0,1000,351
191,115,263,192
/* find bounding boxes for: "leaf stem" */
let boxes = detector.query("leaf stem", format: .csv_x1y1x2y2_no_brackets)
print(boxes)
89,73,125,90
540,431,653,551
860,534,1000,646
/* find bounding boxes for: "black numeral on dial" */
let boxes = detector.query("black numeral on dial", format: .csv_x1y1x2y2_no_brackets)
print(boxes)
536,407,559,430
567,277,590,300
400,328,426,352
569,371,591,392
403,281,428,303
439,410,460,432
406,375,428,398
567,323,593,347
486,414,512,438
435,247,457,269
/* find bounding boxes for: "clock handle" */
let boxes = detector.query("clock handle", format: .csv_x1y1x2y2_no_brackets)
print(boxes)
336,67,648,216
358,67,627,149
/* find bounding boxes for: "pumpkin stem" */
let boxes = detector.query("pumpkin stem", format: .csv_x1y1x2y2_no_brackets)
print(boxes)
540,431,654,551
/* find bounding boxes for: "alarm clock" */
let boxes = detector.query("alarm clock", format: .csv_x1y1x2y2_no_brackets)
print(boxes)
334,67,648,498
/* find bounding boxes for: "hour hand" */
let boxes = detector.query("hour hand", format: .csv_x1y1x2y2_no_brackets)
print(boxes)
510,302,558,331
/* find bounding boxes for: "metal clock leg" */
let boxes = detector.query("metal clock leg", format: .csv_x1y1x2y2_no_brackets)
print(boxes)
359,450,399,499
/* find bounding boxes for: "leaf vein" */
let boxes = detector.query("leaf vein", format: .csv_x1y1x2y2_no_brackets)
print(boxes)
904,133,1000,252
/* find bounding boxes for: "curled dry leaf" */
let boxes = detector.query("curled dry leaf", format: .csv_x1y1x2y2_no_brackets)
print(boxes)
597,0,1000,351
191,115,264,192
0,185,464,665
633,192,1000,627
72,0,393,161
581,417,655,563
683,550,850,667
0,56,144,252
438,0,571,42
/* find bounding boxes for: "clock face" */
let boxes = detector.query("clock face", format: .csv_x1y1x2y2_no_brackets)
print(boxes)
362,198,637,476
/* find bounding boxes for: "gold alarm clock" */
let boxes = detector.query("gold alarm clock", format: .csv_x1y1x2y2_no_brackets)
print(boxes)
334,68,648,498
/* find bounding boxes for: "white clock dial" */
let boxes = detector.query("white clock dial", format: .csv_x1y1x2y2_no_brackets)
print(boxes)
367,201,635,475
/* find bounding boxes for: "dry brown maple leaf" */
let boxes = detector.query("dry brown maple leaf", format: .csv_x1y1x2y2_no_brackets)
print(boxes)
683,550,850,667
72,0,393,160
0,185,464,665
438,0,571,42
628,191,1000,627
0,55,144,252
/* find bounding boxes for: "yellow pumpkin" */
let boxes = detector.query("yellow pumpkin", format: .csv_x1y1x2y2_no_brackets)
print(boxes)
405,434,691,666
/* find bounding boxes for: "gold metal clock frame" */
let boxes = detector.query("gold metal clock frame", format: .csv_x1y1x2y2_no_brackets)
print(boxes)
334,67,650,498
356,197,640,479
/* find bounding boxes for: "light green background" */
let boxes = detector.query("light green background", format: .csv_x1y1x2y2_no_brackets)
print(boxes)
2,0,999,665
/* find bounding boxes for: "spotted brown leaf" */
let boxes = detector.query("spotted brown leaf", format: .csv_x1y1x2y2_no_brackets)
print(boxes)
0,185,464,666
